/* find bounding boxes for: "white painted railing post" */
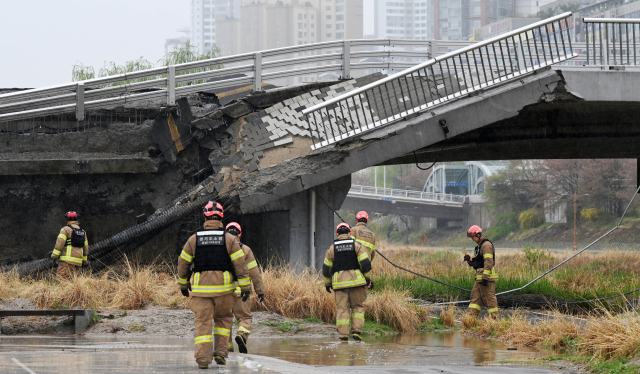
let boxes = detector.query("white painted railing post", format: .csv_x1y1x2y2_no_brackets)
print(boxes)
76,83,84,121
604,24,610,66
254,52,263,92
430,39,438,59
167,65,176,105
342,40,351,79
515,36,525,72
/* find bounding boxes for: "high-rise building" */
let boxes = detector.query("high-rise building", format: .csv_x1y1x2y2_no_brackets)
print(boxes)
373,1,431,40
424,0,514,40
214,0,363,55
191,0,241,54
320,0,364,42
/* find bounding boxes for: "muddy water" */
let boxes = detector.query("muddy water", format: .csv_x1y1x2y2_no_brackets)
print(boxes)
0,332,556,373
247,332,555,366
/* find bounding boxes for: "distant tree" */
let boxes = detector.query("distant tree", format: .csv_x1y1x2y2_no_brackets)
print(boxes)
536,8,558,19
484,160,539,212
559,2,582,13
71,62,95,82
529,159,636,216
159,41,223,85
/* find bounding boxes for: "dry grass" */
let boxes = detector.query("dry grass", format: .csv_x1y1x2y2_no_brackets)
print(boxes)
0,258,428,332
578,310,640,360
253,265,335,323
16,258,186,311
465,312,580,349
440,303,457,327
374,243,640,304
253,264,429,332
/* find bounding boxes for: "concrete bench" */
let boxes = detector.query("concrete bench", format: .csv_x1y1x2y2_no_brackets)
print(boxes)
0,309,94,334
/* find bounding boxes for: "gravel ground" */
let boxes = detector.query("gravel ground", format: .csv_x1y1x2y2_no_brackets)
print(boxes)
0,298,336,338
0,298,77,335
86,308,336,338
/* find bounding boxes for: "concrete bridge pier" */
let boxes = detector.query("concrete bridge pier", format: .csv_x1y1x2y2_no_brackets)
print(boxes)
240,175,351,273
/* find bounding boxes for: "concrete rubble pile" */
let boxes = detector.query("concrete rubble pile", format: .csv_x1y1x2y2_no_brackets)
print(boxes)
6,73,387,275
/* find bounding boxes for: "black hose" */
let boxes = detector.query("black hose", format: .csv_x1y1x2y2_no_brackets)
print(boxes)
7,194,212,277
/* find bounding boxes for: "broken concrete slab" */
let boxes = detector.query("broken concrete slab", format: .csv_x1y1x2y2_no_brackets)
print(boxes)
243,81,339,109
220,100,254,119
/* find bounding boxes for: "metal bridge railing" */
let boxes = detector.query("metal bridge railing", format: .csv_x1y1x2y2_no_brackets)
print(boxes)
302,12,577,150
348,184,466,205
583,18,640,66
0,39,433,124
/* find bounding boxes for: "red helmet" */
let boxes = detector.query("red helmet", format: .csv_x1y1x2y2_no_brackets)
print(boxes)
226,222,242,236
66,211,78,221
467,225,482,238
356,211,369,221
336,222,351,235
203,201,224,218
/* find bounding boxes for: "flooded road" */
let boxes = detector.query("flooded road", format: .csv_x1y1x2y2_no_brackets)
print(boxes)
0,333,564,373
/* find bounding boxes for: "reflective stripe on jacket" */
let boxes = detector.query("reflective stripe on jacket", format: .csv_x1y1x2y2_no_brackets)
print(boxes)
177,220,251,297
351,222,376,261
322,234,372,290
233,243,265,297
475,237,498,282
51,221,89,267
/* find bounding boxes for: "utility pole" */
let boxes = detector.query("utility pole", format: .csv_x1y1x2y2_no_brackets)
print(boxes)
573,193,577,251
374,167,377,189
384,165,386,189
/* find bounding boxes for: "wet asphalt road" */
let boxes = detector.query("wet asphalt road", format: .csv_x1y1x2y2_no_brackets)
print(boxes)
0,335,570,373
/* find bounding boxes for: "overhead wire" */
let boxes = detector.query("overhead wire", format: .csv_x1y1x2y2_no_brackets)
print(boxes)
319,181,640,307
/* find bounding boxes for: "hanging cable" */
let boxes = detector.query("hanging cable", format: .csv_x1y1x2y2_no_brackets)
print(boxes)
318,179,640,307
414,119,449,171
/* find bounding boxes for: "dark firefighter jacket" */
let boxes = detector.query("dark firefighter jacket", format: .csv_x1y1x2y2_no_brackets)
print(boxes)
177,220,251,297
322,234,372,290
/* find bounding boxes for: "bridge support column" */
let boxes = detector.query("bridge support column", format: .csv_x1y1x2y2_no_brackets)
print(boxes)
240,175,351,273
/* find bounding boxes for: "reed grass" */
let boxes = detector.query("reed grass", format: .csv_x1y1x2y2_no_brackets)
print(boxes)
374,243,640,306
253,264,430,332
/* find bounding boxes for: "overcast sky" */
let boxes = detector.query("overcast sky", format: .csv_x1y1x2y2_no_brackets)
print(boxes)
1,0,372,88
0,0,190,88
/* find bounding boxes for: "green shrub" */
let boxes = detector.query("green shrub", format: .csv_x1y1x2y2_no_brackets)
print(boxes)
484,212,518,240
369,219,396,239
522,246,555,267
409,228,437,245
388,230,406,243
518,209,545,229
580,208,601,222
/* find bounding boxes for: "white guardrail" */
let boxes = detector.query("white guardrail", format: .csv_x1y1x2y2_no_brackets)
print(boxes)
303,12,577,150
0,39,439,123
348,184,466,205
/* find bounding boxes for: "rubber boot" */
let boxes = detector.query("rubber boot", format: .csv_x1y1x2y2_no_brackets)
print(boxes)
340,337,348,343
352,332,362,342
198,364,208,369
235,335,248,354
214,355,226,365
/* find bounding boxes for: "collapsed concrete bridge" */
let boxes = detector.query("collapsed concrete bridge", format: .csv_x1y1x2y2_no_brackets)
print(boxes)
3,14,640,273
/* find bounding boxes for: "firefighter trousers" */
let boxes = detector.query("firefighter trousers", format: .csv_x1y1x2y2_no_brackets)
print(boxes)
334,287,367,338
468,281,498,317
228,296,252,350
189,294,235,364
56,261,80,283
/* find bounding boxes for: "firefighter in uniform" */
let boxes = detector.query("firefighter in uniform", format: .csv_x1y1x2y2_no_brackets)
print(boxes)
463,225,499,319
51,211,88,282
351,211,377,261
225,222,265,354
323,223,372,342
178,202,252,369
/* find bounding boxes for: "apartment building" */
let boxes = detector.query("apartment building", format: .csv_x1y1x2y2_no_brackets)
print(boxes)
215,0,362,55
373,1,431,40
191,0,241,54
